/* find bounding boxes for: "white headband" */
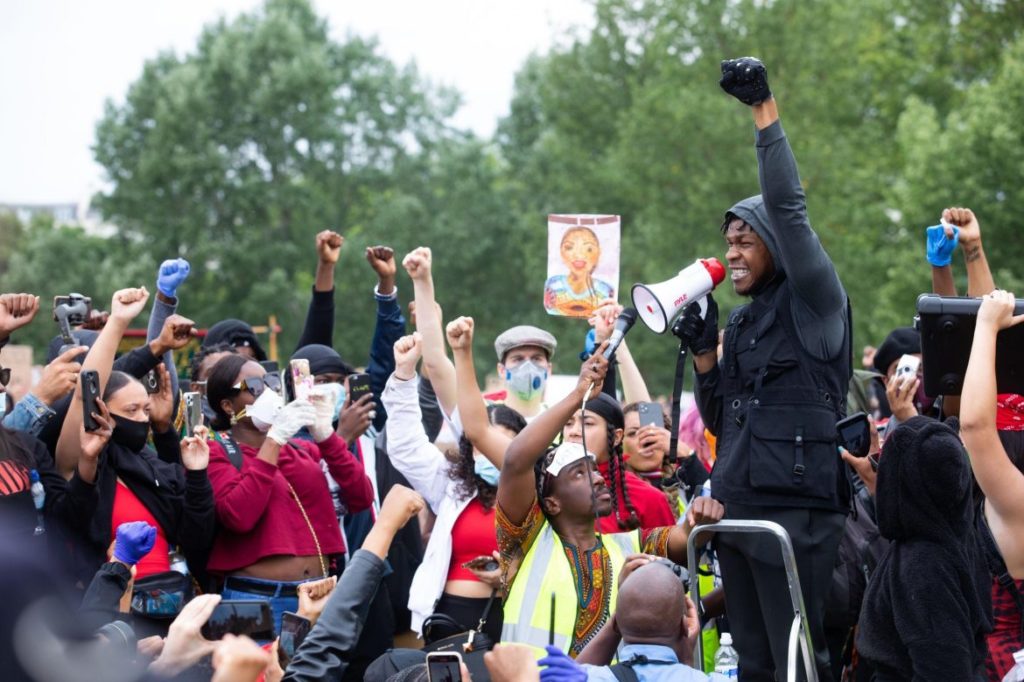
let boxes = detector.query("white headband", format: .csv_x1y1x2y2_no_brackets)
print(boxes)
544,442,595,477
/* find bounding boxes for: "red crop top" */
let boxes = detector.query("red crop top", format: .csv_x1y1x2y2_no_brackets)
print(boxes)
111,481,170,579
446,497,498,582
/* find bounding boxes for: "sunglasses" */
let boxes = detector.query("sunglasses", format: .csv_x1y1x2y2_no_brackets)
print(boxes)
232,372,281,398
0,366,10,387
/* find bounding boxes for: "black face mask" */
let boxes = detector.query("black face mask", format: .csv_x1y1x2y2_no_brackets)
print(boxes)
112,415,150,453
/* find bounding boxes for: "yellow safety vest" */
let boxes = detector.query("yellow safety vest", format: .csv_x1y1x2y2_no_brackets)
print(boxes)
502,521,639,655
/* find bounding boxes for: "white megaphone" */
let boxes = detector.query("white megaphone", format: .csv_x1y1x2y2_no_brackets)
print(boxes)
631,258,726,333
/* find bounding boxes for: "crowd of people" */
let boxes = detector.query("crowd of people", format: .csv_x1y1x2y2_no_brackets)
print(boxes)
1,57,1021,682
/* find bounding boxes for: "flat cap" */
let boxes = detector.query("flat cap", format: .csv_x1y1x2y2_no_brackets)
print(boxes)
494,325,557,362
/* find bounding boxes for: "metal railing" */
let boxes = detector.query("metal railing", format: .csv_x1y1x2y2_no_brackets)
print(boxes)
686,520,818,682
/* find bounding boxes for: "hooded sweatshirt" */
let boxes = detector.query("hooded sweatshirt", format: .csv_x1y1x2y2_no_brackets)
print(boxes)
695,120,852,510
857,417,992,680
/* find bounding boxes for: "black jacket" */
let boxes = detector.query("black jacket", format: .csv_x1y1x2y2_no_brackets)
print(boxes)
696,120,852,511
284,549,386,681
856,417,991,680
65,432,215,584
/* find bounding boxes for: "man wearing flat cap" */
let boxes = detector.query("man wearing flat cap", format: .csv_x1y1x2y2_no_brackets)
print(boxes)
489,325,557,420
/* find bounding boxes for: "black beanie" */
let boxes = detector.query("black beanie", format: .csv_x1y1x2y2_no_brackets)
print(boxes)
873,327,920,375
203,319,267,362
583,392,625,429
292,344,356,378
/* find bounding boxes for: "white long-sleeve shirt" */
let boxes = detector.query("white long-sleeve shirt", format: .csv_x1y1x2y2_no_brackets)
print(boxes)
382,373,475,634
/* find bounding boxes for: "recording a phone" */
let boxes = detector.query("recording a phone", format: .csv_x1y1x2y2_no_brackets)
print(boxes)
637,401,664,429
278,611,312,668
143,368,161,395
184,392,203,435
285,359,313,403
81,370,102,432
461,555,499,572
836,412,871,457
200,600,275,641
426,652,464,682
347,372,372,404
895,354,921,384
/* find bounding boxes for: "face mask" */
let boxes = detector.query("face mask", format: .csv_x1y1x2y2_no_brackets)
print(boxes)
505,361,548,403
112,415,150,453
246,389,284,433
332,383,347,422
474,454,500,486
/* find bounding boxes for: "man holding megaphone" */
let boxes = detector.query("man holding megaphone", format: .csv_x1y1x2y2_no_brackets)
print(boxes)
680,58,853,680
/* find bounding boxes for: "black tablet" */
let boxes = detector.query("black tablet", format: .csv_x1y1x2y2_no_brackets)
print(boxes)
916,294,1024,396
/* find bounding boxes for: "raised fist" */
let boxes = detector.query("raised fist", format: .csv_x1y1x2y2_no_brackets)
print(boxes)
720,57,772,106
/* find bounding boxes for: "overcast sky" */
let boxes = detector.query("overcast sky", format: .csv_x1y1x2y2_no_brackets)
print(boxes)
0,0,593,204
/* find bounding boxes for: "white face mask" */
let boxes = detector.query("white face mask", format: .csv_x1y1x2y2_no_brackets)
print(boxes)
505,360,548,403
473,454,500,486
247,389,284,432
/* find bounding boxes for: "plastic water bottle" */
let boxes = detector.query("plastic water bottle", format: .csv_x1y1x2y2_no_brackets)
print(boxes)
700,479,712,497
714,632,739,678
29,470,45,535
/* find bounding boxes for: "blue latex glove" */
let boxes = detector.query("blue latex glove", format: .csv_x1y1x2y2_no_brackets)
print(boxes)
538,645,587,682
113,521,157,565
579,328,597,361
156,258,191,298
926,224,959,267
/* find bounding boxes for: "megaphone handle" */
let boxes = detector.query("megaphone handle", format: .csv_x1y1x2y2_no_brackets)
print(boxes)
666,335,690,467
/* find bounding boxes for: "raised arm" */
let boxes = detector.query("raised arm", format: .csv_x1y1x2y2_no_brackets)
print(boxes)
296,230,343,351
498,344,609,525
448,316,511,466
149,258,191,395
365,246,404,431
591,300,651,403
959,290,1024,520
944,207,997,297
402,247,457,416
720,58,844,318
56,287,150,477
925,220,959,296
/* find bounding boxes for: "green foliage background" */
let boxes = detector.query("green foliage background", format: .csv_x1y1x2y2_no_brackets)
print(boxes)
4,0,1024,393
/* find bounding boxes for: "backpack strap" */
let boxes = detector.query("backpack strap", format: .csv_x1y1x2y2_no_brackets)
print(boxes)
219,433,244,471
978,503,1024,642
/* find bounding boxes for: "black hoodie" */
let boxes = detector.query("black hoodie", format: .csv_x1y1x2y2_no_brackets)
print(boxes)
857,417,992,680
695,120,852,510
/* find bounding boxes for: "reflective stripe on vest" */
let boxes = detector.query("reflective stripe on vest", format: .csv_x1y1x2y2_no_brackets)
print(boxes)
502,521,640,655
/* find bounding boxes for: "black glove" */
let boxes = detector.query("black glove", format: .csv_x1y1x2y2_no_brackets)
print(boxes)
719,57,772,105
676,295,719,356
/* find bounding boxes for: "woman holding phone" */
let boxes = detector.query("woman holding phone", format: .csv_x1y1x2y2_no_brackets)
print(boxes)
54,287,215,586
203,353,373,632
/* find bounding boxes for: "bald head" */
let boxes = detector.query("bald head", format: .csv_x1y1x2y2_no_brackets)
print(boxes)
616,562,686,640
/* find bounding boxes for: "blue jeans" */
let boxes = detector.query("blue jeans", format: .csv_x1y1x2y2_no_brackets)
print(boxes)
221,577,315,639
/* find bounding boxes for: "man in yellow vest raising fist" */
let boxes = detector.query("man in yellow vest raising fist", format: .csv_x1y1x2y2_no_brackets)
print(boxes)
496,341,725,658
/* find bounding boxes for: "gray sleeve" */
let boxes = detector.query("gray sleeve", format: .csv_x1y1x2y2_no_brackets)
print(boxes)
756,121,847,359
283,550,385,681
756,121,845,316
146,295,179,396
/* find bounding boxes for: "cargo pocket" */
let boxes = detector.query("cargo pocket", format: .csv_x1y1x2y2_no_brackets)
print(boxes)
747,404,838,499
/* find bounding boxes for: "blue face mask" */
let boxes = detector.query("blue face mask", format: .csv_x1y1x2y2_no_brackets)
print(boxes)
474,455,500,486
331,383,347,423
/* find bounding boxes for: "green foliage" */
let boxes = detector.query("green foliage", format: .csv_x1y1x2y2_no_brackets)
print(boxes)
9,0,1024,395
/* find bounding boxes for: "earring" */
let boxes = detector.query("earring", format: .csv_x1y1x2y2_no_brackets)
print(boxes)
228,411,238,425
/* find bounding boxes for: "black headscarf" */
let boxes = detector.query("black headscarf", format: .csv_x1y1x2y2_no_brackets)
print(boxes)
203,319,267,362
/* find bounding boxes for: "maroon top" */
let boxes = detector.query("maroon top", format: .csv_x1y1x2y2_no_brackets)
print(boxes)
206,434,374,573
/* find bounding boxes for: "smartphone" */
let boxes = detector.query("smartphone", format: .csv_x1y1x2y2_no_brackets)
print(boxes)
290,359,313,402
895,354,921,384
183,392,203,435
461,555,499,572
81,370,102,432
277,611,312,668
347,372,372,404
143,368,160,395
259,360,279,374
637,401,663,429
836,412,871,457
426,652,464,682
200,600,274,641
